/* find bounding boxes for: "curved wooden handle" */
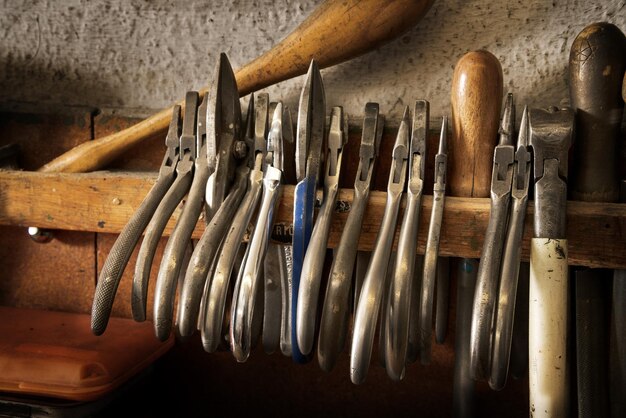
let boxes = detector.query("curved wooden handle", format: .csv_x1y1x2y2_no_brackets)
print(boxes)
40,0,435,174
449,50,503,198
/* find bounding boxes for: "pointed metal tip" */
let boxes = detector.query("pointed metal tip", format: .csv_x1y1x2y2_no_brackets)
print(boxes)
439,116,448,154
499,93,515,146
517,106,529,148
396,106,411,147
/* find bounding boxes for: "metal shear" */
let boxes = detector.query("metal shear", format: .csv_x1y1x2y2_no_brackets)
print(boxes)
291,60,325,363
91,102,183,336
350,107,410,385
382,100,428,381
295,106,347,356
418,116,448,364
176,54,245,338
230,102,285,362
317,103,383,372
490,106,531,390
469,93,515,378
199,93,268,352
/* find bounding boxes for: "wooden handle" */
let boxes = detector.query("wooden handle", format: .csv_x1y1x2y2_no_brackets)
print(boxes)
449,50,503,198
568,22,626,202
39,0,435,174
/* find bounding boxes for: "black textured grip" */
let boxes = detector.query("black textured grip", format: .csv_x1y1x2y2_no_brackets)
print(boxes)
91,172,175,336
132,170,193,322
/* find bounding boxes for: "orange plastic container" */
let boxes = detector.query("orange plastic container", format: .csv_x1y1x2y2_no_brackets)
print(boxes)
0,306,173,402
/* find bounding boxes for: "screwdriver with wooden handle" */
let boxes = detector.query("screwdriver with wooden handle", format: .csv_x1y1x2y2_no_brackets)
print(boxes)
449,50,503,418
38,0,435,174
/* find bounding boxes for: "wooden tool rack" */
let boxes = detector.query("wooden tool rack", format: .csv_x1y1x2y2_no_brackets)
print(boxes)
0,108,624,417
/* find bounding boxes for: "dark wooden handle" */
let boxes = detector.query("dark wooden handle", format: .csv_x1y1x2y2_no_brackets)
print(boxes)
39,0,435,174
449,50,503,198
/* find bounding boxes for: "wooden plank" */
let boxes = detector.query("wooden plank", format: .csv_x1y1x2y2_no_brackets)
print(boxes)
1,170,624,269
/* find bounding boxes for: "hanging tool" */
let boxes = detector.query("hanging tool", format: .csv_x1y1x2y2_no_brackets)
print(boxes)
291,60,326,363
296,106,347,356
176,55,246,338
435,257,451,344
39,0,434,175
418,116,448,365
489,106,531,391
130,92,198,323
199,94,268,353
317,103,384,372
528,106,574,418
469,93,515,379
449,49,503,418
230,102,285,362
90,91,197,336
568,22,625,418
382,100,428,381
350,107,409,385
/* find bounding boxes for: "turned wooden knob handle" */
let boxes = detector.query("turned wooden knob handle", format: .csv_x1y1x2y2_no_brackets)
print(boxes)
39,0,435,174
449,50,503,198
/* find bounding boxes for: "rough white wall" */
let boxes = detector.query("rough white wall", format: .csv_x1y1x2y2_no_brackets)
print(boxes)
1,0,624,121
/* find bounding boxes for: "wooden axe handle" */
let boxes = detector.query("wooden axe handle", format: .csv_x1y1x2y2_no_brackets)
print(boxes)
40,0,435,174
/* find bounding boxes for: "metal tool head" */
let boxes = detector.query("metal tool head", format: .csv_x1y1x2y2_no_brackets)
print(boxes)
196,93,208,157
529,107,574,181
409,100,429,190
512,106,531,196
326,106,346,177
254,93,270,170
180,91,199,160
434,116,448,192
296,60,326,182
498,93,515,147
390,107,410,186
267,101,284,172
163,105,182,168
358,103,384,182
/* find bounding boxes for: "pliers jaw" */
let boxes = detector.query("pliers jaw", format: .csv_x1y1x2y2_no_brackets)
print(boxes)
408,100,428,194
161,105,182,176
357,103,383,183
389,107,410,189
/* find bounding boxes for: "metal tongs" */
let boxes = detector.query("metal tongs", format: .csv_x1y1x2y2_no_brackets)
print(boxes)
296,106,347,356
418,116,448,364
350,107,410,385
291,60,325,362
90,91,199,335
489,106,531,390
383,100,428,381
230,102,285,362
177,54,245,338
469,93,515,378
199,94,268,352
317,103,384,372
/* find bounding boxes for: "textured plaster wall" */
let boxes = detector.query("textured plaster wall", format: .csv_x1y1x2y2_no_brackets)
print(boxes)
1,0,625,121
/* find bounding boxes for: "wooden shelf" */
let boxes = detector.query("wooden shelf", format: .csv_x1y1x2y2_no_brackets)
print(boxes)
1,169,624,269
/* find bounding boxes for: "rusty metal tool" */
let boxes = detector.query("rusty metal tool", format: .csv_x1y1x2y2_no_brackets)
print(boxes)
469,93,515,380
230,102,285,362
449,49,503,418
568,21,626,418
296,106,347,356
199,94,267,353
418,116,448,365
291,60,326,363
317,103,384,372
489,106,531,391
383,100,428,381
350,106,409,385
528,106,574,418
90,104,182,336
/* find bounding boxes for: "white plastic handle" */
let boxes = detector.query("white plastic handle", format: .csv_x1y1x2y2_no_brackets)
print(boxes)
529,238,569,418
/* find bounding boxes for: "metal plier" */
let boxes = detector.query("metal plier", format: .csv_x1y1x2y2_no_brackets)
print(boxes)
230,102,285,362
489,105,531,390
176,54,245,338
418,116,448,364
91,101,184,336
383,100,428,381
469,93,516,379
199,94,268,353
317,103,384,372
296,106,347,356
350,107,410,385
291,60,325,363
